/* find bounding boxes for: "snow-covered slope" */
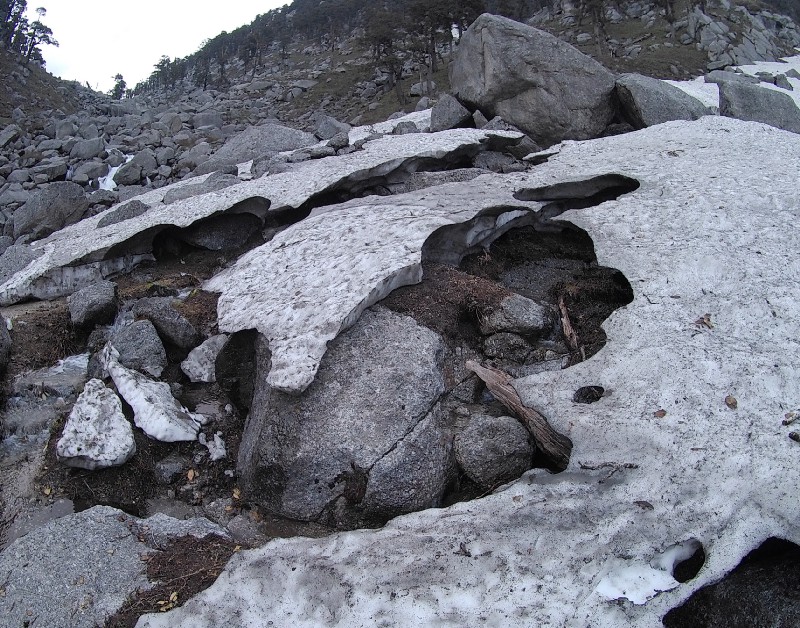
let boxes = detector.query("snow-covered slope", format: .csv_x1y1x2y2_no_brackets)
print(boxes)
136,116,800,626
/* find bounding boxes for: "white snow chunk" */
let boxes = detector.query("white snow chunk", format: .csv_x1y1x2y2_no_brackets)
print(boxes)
55,378,135,470
198,432,226,461
180,334,228,383
101,345,205,442
136,117,800,628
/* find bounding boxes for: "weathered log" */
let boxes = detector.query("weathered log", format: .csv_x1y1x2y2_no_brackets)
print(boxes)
466,360,572,471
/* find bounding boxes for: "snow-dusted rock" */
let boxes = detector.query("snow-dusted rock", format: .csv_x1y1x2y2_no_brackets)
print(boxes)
55,378,135,470
0,129,520,306
102,345,205,442
181,334,228,383
136,117,800,627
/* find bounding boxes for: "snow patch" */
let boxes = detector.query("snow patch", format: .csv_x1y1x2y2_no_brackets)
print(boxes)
198,432,226,461
55,378,135,470
180,335,228,383
101,345,205,442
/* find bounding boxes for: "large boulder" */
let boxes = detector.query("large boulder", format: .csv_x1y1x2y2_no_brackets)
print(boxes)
194,123,317,175
238,306,453,529
450,13,616,146
13,182,89,240
616,73,712,129
719,81,800,134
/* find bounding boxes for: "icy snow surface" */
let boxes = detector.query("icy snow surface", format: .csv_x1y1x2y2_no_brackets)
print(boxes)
0,128,518,305
138,117,800,627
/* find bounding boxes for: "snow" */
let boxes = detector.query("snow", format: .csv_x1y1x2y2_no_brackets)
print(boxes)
665,53,800,110
663,76,720,110
205,173,540,394
0,128,520,306
198,432,226,461
55,378,135,470
101,345,205,442
136,117,800,627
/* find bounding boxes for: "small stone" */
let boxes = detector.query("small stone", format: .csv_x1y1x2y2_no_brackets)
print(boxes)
455,414,534,490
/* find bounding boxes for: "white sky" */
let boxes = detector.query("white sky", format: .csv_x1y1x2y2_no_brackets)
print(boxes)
35,1,288,93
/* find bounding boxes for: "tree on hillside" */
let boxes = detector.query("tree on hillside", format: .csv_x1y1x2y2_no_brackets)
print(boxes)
22,6,57,63
109,73,126,99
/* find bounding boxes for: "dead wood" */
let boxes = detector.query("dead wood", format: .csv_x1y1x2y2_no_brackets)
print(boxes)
466,360,572,471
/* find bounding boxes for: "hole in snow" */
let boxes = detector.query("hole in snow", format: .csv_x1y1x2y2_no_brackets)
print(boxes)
513,174,640,205
383,212,633,500
663,538,800,628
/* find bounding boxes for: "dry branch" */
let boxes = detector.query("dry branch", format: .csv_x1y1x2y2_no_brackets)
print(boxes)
466,360,572,471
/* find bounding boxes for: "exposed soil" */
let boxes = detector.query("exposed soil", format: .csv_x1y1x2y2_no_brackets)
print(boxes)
381,263,511,349
461,222,634,363
106,534,239,628
1,299,89,379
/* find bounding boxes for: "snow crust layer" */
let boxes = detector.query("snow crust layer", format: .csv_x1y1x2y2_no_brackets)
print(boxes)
102,346,205,442
137,117,800,627
205,177,540,394
0,129,518,306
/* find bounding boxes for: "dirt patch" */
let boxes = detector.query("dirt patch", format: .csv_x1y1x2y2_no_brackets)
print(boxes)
105,534,238,628
38,380,245,517
381,263,511,348
2,299,89,379
461,223,633,363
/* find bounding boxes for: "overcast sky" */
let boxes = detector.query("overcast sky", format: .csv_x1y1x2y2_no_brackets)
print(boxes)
36,1,289,93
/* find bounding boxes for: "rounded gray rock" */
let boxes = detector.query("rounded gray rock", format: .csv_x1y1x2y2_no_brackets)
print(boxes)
67,280,118,327
454,414,534,490
110,319,167,377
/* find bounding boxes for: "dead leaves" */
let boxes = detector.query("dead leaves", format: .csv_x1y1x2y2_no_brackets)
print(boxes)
157,591,178,612
653,409,667,419
694,313,713,330
725,395,738,410
186,469,197,482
